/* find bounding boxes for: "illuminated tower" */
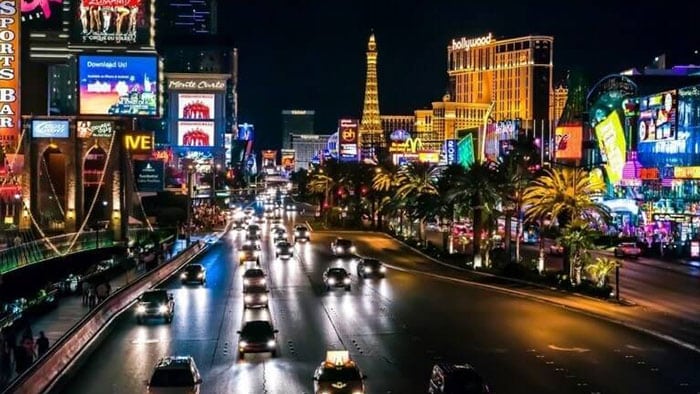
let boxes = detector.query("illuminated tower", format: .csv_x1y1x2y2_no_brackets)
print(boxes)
359,32,384,156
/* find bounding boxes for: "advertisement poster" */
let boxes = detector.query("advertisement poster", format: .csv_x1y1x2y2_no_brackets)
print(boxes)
638,90,677,142
555,124,583,160
77,120,115,138
261,150,277,168
133,159,164,192
0,1,21,158
22,0,64,30
78,55,158,116
237,123,254,140
281,150,295,171
71,0,151,46
594,111,626,185
458,134,475,169
32,120,70,138
338,119,359,162
178,121,214,147
178,93,215,120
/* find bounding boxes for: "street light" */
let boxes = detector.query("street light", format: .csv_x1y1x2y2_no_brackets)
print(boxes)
186,165,194,245
538,217,551,273
211,163,221,204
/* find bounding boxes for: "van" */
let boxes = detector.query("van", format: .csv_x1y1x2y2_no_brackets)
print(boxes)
428,363,489,393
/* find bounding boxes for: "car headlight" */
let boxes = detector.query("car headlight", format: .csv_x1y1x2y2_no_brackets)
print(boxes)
260,295,268,302
336,247,343,253
267,339,276,348
136,305,146,314
379,266,386,272
328,278,336,285
239,341,248,348
352,391,364,394
276,248,281,253
260,279,266,285
364,267,372,273
350,246,356,252
244,295,253,303
295,231,300,236
197,273,204,278
180,273,187,279
158,305,168,313
343,278,351,284
243,279,250,286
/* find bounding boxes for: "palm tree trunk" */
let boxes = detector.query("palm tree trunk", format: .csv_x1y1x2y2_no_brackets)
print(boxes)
504,212,512,261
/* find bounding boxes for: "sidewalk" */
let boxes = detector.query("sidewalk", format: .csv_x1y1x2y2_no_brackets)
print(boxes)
1,237,198,386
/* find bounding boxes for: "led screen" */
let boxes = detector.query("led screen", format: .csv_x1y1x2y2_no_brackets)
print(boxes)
178,93,215,120
178,121,214,147
79,55,158,116
594,111,626,184
71,0,152,47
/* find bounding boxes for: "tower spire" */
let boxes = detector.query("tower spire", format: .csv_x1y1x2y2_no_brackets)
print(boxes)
359,31,383,160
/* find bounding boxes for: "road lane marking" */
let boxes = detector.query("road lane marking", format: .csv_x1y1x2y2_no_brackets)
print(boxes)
130,338,160,344
548,345,590,353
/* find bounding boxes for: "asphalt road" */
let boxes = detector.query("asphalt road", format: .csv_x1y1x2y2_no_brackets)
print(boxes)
62,211,700,393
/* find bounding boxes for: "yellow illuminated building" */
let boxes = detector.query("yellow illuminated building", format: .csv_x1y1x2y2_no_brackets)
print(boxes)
381,115,415,138
551,84,568,126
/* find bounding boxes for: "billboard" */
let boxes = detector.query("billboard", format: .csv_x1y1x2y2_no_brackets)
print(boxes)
178,121,214,147
32,120,70,138
133,159,164,192
77,120,115,138
237,123,254,140
638,90,677,142
261,150,277,168
178,93,215,120
444,139,458,165
71,0,152,47
123,131,154,154
22,0,63,30
555,124,583,160
594,111,626,184
78,55,158,116
281,149,295,171
0,1,21,152
457,134,475,168
338,119,359,162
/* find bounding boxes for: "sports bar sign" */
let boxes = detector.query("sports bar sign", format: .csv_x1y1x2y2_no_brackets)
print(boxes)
0,1,20,149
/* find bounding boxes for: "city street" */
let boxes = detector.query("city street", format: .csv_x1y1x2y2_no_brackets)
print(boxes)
61,212,700,393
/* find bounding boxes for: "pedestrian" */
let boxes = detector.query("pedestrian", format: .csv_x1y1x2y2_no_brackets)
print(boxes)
87,285,97,308
0,337,12,387
95,282,108,303
81,280,90,305
35,332,49,357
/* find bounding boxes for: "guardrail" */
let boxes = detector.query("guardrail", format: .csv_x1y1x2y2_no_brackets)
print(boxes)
4,239,211,394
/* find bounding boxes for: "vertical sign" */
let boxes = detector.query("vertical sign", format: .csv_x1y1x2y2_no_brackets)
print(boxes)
338,119,359,162
0,1,20,157
457,134,475,169
594,111,627,185
281,149,295,172
444,140,458,165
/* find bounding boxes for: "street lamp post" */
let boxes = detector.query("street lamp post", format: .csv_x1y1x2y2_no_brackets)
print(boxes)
211,163,221,205
538,217,551,273
186,165,194,245
615,264,621,302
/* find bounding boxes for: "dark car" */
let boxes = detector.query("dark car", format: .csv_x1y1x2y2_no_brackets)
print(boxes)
233,220,245,230
135,290,175,324
147,356,202,393
614,242,642,258
275,241,294,259
294,225,310,242
243,287,269,309
313,350,366,394
180,264,206,285
243,268,267,289
331,238,356,256
429,363,490,393
357,258,386,279
273,229,288,244
323,267,351,291
237,320,278,358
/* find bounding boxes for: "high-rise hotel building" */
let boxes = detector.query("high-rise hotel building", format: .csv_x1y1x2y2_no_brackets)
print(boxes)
427,33,561,141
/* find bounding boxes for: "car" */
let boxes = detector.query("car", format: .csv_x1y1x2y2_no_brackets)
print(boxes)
135,290,175,324
331,238,356,256
147,356,202,393
273,230,287,244
614,242,641,258
323,267,351,291
285,203,297,211
275,241,294,259
549,243,564,256
264,209,274,218
238,243,261,264
243,287,269,309
237,320,278,358
243,268,267,289
246,233,262,246
180,264,206,285
313,350,366,394
255,215,266,224
357,258,386,278
247,224,262,236
233,220,245,231
428,363,490,393
294,225,311,242
243,207,255,216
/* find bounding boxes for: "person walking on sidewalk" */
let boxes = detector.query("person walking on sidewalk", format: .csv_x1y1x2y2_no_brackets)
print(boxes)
96,282,108,303
35,332,49,357
87,285,97,308
81,280,90,305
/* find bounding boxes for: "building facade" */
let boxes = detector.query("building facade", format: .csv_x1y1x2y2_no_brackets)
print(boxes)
551,84,569,126
282,110,315,149
381,115,415,141
290,133,331,171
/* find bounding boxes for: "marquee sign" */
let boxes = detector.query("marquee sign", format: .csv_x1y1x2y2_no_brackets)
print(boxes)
167,78,227,91
389,137,424,153
451,33,493,50
124,131,154,154
0,1,20,150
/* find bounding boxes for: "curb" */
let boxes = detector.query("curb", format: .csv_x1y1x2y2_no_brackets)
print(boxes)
327,229,700,354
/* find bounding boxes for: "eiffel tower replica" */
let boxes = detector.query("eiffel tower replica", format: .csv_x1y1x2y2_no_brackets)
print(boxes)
359,31,384,161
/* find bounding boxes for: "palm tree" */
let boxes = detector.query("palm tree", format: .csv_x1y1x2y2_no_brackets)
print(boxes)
394,162,440,242
372,164,398,230
448,161,502,267
523,167,610,228
307,171,336,209
585,257,621,288
558,219,597,284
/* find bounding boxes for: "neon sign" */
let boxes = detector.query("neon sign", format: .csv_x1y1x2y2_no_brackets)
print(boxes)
594,111,626,184
451,33,492,50
389,137,424,153
21,0,61,20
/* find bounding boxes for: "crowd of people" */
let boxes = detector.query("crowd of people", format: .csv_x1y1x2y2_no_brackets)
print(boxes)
0,324,49,388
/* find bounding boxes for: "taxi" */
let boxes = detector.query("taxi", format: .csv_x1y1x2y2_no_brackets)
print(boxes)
313,350,366,394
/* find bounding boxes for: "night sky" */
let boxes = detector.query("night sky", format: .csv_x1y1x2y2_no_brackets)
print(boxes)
221,1,699,150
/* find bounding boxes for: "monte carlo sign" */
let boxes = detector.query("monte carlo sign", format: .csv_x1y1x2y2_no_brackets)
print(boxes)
0,1,20,148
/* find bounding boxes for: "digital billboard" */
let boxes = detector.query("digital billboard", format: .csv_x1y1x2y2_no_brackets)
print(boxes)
78,55,158,116
178,93,215,120
457,134,475,169
32,120,70,138
133,159,164,192
338,119,359,162
178,121,214,147
638,90,677,143
71,0,152,47
281,149,295,171
77,120,115,138
22,0,63,30
555,124,583,160
237,123,254,140
0,1,21,152
594,111,626,184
